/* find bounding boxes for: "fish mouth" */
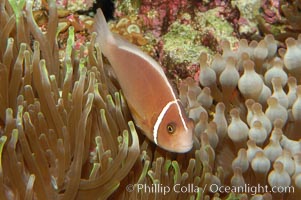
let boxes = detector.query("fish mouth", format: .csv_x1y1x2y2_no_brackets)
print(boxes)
167,142,193,153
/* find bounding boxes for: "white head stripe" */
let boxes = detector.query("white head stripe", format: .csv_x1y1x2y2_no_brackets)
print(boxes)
153,99,188,145
176,99,189,131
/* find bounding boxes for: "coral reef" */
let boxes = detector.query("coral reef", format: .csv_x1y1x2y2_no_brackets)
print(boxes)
113,0,242,80
231,0,261,36
257,0,301,41
56,0,94,11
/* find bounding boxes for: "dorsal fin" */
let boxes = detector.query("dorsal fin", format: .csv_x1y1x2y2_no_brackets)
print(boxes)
94,9,116,56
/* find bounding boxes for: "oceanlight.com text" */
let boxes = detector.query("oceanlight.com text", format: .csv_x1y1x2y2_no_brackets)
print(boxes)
126,183,295,196
209,183,294,195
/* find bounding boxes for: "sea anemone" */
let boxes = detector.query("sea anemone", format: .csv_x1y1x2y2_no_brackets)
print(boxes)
179,33,301,199
0,0,139,199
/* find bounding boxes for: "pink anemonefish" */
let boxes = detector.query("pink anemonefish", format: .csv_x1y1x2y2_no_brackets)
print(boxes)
94,9,194,153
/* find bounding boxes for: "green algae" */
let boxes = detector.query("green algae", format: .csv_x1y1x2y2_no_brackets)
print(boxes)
232,0,261,35
195,7,238,46
162,7,239,66
116,0,139,16
162,21,210,65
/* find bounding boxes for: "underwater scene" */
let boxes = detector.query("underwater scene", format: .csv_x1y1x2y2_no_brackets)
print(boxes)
0,0,301,199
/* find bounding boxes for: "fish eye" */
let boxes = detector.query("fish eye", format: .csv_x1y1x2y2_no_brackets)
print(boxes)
166,122,176,134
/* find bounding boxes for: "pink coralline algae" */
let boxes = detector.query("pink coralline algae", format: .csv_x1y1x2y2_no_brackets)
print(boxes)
138,0,189,36
261,0,282,24
257,0,301,41
112,0,246,81
56,0,68,8
74,33,87,49
195,0,231,11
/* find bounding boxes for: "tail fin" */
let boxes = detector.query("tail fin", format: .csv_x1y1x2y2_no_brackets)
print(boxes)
94,9,115,56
